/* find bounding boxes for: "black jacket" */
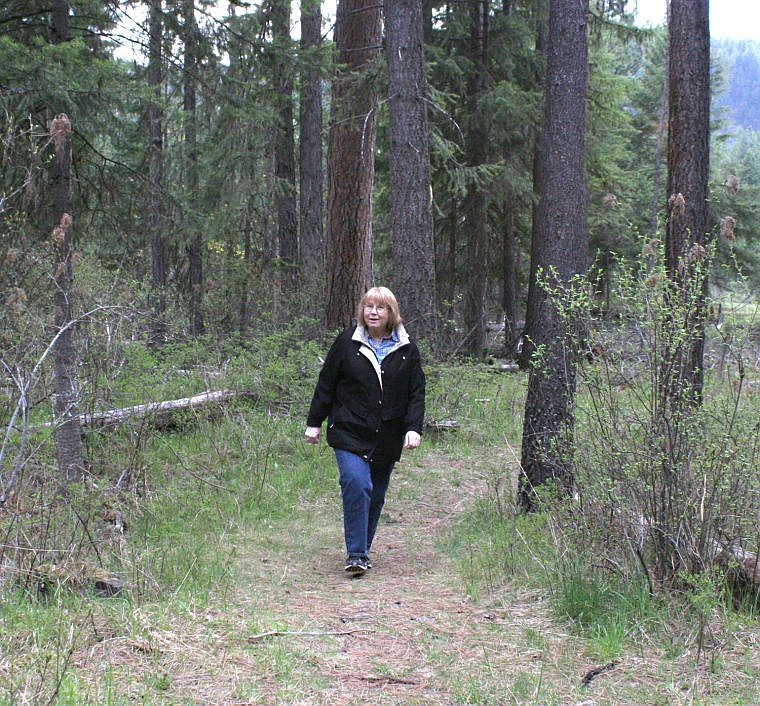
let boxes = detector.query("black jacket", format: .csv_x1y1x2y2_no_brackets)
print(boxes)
306,324,426,464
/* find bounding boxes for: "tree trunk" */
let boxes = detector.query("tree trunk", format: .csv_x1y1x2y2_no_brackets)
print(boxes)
662,0,711,403
183,0,204,337
147,0,167,347
651,37,668,241
649,0,710,583
272,0,298,282
324,0,382,329
518,0,547,370
239,209,253,336
385,0,437,342
299,0,324,310
501,205,519,356
50,0,71,43
48,3,83,485
461,0,489,358
51,127,84,484
518,0,589,511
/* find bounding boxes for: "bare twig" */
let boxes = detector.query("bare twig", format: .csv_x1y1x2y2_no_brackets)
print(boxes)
247,628,374,642
1,306,116,503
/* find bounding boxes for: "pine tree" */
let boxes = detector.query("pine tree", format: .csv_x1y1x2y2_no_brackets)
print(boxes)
385,0,437,341
519,0,590,510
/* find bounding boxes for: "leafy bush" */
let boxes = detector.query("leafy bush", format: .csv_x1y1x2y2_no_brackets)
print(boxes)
550,238,760,597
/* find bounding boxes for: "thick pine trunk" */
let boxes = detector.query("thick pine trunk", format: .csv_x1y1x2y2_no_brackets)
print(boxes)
518,0,589,511
324,0,381,329
385,0,437,341
662,0,711,403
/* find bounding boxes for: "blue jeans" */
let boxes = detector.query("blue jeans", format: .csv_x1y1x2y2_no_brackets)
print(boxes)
334,449,394,558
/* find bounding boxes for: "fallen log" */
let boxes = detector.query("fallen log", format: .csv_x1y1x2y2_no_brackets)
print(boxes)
714,540,760,599
424,419,459,434
34,389,242,431
81,389,239,428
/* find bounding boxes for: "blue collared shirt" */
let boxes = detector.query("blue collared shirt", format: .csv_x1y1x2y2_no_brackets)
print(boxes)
367,330,399,364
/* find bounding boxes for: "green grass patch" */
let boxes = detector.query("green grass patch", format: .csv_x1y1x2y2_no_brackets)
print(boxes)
5,340,760,704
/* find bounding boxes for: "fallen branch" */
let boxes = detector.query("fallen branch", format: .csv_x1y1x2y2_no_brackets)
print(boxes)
247,628,374,642
33,389,246,431
714,540,760,597
581,660,618,687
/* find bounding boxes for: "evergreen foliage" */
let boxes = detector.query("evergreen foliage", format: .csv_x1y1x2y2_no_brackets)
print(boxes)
713,38,760,132
2,2,757,343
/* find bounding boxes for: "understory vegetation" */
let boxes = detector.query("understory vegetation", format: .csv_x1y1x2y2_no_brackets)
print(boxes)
2,269,760,703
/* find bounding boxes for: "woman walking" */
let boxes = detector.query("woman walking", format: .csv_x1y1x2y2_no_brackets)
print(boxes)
305,287,426,577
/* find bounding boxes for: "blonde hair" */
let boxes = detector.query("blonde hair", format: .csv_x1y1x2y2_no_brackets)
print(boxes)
356,286,402,332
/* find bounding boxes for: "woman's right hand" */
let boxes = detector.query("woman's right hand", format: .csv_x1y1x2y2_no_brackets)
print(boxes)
305,426,321,444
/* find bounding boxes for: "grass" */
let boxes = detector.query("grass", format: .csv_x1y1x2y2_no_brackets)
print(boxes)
3,336,760,703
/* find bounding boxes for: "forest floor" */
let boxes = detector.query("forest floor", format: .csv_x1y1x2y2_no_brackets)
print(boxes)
73,445,760,705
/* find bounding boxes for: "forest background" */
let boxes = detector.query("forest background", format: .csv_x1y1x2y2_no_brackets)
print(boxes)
4,0,760,356
3,0,760,703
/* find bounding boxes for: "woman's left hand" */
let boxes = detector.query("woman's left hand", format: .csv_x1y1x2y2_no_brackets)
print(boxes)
404,431,421,449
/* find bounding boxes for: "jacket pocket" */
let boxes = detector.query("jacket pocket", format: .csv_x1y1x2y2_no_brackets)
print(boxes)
330,404,376,441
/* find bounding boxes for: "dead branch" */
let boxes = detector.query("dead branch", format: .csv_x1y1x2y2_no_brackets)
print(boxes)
34,389,247,431
247,628,374,642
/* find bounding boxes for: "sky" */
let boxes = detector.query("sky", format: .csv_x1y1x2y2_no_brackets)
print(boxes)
113,1,758,63
634,0,760,41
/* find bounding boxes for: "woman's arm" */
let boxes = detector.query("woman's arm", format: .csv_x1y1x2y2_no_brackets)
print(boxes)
403,345,426,436
306,329,347,428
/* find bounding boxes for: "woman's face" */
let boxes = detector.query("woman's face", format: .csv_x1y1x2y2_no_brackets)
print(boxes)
364,300,390,333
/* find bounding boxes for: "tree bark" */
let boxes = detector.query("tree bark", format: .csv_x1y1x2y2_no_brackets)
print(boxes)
183,0,204,337
50,0,71,43
147,0,167,347
651,30,669,241
51,116,84,485
385,0,437,342
299,0,324,309
324,0,382,329
518,0,589,511
272,0,298,281
501,205,519,356
518,0,547,370
48,3,83,485
662,0,711,403
461,0,489,358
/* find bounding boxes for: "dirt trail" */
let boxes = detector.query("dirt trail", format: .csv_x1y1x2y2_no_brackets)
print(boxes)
77,447,754,705
220,451,571,705
73,448,624,705
80,445,724,704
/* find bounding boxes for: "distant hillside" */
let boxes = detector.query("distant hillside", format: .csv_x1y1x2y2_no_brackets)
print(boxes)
713,38,760,132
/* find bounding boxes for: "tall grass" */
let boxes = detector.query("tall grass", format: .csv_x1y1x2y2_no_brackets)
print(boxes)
441,246,760,677
3,297,759,702
0,328,333,704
